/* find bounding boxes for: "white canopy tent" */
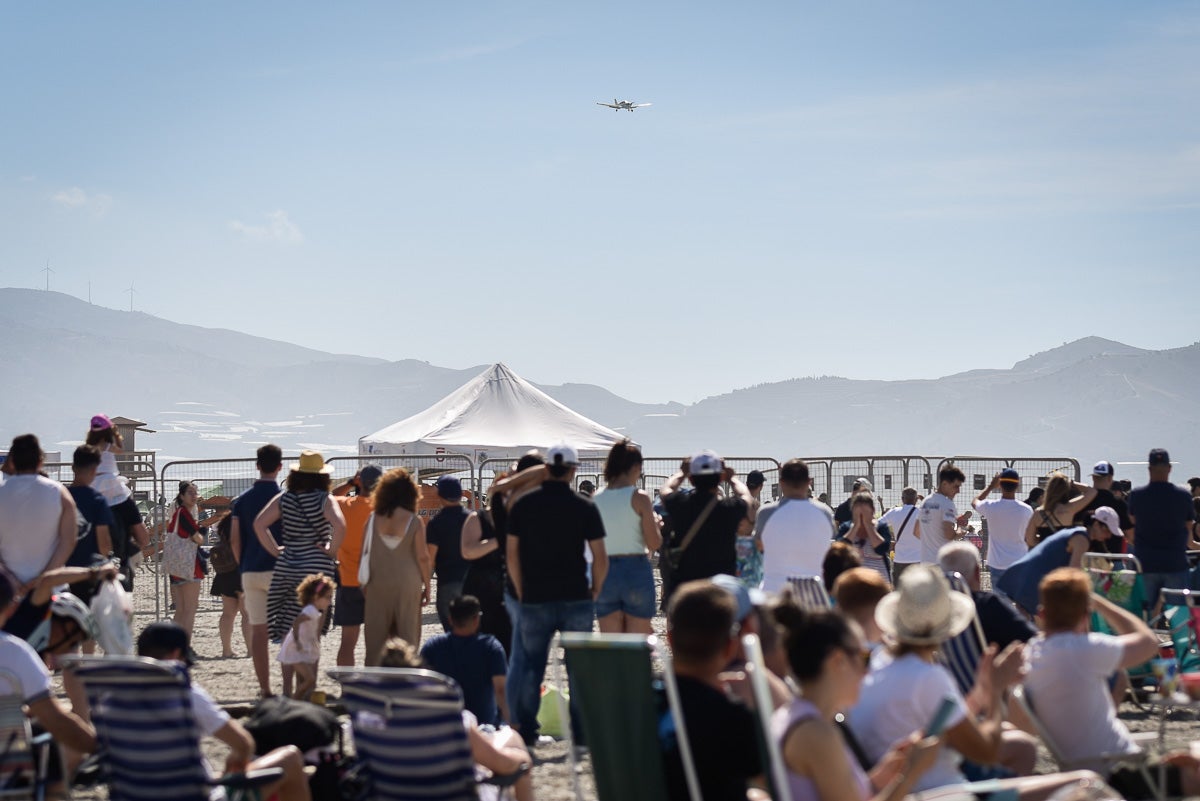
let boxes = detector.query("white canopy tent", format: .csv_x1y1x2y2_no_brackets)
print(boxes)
358,363,626,465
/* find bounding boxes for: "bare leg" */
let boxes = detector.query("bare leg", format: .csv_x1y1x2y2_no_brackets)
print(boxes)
597,611,626,634
468,724,534,801
292,663,316,701
989,770,1109,801
250,623,272,696
624,615,654,635
998,728,1038,776
282,664,295,698
338,624,361,667
173,581,201,642
238,594,251,655
218,595,239,657
249,745,313,801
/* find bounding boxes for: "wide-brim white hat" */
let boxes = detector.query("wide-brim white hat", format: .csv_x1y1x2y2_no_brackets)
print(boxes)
875,564,976,646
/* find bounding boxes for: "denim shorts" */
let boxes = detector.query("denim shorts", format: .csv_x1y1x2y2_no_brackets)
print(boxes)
595,556,656,619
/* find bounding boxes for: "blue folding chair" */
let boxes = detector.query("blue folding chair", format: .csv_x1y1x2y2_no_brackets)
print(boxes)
329,666,527,801
64,655,281,801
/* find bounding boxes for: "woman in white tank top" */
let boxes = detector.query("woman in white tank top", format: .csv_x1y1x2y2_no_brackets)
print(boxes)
591,440,662,634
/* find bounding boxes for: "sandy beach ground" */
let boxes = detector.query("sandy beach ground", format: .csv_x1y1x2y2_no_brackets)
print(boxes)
63,568,1200,800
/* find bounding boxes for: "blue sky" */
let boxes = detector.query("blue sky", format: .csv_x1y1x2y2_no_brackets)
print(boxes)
2,2,1197,403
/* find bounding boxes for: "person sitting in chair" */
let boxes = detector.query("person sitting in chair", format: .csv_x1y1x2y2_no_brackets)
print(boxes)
136,622,313,801
0,569,95,801
379,637,533,801
1022,567,1200,799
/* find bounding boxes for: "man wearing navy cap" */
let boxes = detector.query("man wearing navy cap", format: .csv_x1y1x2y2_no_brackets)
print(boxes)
427,474,470,632
971,469,1033,587
1129,449,1196,611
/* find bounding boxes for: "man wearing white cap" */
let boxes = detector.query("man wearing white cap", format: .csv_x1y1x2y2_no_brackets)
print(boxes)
506,443,607,746
659,450,754,603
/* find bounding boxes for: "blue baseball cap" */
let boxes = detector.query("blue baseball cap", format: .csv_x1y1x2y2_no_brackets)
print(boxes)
436,475,463,501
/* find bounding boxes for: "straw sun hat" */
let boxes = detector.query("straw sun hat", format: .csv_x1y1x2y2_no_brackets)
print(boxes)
291,450,333,475
874,564,975,646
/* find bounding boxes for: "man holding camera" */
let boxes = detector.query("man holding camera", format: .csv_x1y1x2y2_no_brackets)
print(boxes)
658,450,755,603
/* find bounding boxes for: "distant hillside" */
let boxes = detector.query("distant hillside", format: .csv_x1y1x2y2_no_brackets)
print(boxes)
1,289,1195,481
622,338,1200,481
0,289,676,461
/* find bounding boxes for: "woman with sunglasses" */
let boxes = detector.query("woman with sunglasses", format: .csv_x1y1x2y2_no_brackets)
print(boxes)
771,601,940,801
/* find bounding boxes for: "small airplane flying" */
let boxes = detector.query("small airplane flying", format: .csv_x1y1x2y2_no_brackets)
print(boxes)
596,98,652,112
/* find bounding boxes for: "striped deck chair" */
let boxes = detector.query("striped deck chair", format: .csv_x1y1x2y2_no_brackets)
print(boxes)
64,655,282,801
937,572,987,697
560,633,672,801
785,575,831,610
329,667,526,801
0,674,50,801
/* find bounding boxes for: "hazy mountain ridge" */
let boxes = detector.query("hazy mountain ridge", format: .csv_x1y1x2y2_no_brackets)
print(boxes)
1,289,1195,480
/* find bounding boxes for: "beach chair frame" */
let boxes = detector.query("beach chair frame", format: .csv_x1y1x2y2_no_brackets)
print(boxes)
1011,685,1162,801
0,672,51,801
328,666,526,801
62,655,282,801
741,633,793,801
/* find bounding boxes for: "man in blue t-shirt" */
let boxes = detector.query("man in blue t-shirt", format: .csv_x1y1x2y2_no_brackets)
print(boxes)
1129,448,1196,611
420,594,509,726
230,444,283,698
66,446,115,604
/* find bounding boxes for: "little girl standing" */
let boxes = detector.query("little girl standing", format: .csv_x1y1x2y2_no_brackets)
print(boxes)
277,572,333,700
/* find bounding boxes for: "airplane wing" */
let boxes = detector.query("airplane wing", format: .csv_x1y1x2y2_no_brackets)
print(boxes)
596,102,619,108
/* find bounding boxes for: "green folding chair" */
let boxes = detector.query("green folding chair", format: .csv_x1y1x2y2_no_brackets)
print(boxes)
1158,589,1200,675
561,633,687,801
1083,554,1154,692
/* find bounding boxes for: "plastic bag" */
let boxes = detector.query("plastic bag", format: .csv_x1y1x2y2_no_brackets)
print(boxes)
90,578,134,655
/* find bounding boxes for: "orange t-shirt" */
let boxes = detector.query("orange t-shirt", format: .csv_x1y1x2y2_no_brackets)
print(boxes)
335,495,372,587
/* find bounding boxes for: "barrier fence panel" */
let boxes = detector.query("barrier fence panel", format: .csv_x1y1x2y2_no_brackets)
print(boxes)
802,457,935,516
935,456,1081,565
43,460,162,620
158,457,269,617
324,455,476,514
476,456,782,504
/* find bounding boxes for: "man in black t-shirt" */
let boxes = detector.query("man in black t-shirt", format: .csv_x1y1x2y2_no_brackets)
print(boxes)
426,475,470,632
1076,460,1133,553
506,443,607,745
659,451,753,602
660,579,762,801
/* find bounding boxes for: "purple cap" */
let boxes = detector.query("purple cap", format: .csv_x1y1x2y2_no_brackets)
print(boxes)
90,414,113,431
